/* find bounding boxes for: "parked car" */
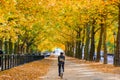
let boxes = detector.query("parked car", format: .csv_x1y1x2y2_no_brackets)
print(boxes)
41,51,51,57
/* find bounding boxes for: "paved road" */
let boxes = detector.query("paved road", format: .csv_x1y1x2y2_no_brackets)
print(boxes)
40,57,120,80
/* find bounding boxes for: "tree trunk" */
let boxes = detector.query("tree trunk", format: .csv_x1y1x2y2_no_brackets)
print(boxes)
9,38,13,54
4,39,8,54
80,29,85,59
67,42,71,56
89,20,95,61
78,40,82,59
84,25,90,60
69,42,73,57
66,42,70,56
75,32,79,58
80,42,84,59
65,41,69,56
0,38,3,49
103,25,107,64
75,40,79,58
17,36,20,54
26,44,30,53
70,41,74,57
75,28,82,59
14,43,17,54
75,36,81,59
96,24,104,62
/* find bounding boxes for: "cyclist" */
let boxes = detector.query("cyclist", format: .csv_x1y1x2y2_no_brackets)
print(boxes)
58,52,65,77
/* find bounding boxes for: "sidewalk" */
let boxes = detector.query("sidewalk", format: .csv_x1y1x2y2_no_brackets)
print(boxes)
41,57,120,80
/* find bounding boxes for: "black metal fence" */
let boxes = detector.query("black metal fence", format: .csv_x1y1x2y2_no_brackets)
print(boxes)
0,54,44,71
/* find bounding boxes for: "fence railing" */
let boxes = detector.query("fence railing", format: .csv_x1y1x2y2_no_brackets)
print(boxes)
0,54,44,71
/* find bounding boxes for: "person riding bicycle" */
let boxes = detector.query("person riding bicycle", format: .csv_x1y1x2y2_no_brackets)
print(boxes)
58,52,65,76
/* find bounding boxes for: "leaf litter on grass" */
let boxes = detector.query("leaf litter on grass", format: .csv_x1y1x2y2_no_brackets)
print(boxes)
0,59,53,80
67,57,120,74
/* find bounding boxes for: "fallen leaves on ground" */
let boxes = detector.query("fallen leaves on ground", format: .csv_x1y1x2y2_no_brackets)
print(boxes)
67,57,120,74
0,59,53,80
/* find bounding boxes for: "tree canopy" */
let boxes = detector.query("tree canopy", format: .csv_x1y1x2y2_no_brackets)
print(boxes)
0,0,118,55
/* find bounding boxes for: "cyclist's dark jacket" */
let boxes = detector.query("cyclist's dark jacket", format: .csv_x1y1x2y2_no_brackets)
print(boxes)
58,55,65,64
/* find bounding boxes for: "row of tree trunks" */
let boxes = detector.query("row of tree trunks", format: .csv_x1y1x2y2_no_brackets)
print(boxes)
0,38,32,54
114,4,120,66
65,19,108,64
75,28,82,59
65,42,74,57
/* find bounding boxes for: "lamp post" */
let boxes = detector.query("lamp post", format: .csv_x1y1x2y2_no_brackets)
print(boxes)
113,32,116,65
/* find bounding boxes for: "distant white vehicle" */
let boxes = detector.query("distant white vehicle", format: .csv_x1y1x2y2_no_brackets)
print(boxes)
41,51,51,57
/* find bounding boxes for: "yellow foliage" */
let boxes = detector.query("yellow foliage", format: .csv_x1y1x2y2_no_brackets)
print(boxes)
0,0,118,51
